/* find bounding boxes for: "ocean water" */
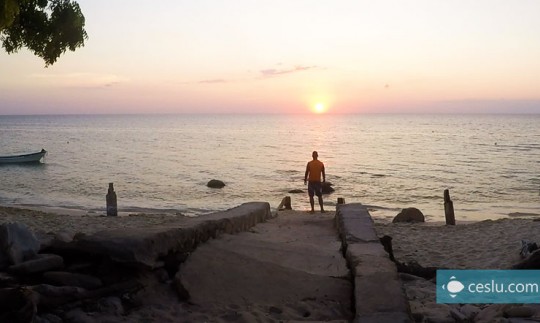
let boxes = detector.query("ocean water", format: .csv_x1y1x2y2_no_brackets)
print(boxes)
0,114,538,221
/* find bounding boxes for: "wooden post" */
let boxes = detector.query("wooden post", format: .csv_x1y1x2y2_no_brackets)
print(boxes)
277,196,292,210
337,197,346,205
106,183,118,216
444,189,455,225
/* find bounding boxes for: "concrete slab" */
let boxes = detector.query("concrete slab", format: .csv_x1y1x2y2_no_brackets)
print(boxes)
178,210,353,321
336,203,412,322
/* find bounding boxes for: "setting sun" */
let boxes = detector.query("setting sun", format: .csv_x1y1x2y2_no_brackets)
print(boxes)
314,103,326,114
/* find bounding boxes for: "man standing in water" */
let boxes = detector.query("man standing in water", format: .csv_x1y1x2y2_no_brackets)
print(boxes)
304,151,326,213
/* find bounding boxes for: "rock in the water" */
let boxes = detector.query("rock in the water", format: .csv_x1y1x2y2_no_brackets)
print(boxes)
321,182,335,194
0,222,40,267
392,208,425,223
288,189,303,194
207,179,225,188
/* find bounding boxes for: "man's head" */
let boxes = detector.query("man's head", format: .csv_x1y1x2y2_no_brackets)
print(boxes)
312,151,318,159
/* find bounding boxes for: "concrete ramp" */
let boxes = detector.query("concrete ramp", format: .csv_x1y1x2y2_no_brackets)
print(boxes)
178,210,353,322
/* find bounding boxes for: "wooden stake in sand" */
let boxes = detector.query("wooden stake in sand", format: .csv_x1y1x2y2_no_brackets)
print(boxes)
337,197,346,204
444,189,455,225
106,183,118,216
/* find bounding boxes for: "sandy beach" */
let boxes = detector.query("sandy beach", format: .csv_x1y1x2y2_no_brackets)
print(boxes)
374,217,540,322
374,218,540,270
0,205,191,236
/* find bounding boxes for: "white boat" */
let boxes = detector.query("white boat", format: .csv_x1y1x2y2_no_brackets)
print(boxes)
0,149,47,164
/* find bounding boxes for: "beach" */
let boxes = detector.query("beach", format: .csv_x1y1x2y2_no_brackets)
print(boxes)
374,217,540,322
374,218,540,270
3,204,540,322
0,205,191,236
3,204,538,270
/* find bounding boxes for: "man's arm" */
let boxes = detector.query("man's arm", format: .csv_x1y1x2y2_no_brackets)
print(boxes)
322,165,326,183
304,163,310,184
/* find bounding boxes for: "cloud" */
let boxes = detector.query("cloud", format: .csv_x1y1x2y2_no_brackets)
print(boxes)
190,64,319,85
198,79,227,84
29,73,130,88
260,65,317,78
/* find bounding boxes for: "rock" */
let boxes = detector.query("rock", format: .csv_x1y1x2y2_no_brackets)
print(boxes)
42,271,103,290
97,296,124,316
288,189,303,194
30,285,86,309
173,274,190,301
63,308,95,323
392,208,425,223
321,182,334,194
0,287,38,323
450,308,467,322
459,304,481,321
0,222,40,266
396,260,437,279
37,313,63,323
0,272,18,285
409,300,454,323
513,249,540,269
8,254,64,275
503,305,535,318
207,179,225,188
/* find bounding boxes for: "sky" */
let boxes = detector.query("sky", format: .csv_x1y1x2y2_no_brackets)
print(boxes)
1,0,540,115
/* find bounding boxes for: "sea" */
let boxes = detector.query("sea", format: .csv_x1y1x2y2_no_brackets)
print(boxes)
0,114,539,222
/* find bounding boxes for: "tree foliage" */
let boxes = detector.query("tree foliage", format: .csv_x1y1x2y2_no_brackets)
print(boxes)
0,0,87,66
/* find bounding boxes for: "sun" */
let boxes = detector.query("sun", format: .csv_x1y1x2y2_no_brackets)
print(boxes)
314,102,326,114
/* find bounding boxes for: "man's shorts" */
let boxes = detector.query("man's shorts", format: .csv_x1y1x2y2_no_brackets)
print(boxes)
308,181,323,197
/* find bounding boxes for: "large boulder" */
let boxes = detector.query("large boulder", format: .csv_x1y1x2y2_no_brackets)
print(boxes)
0,222,40,268
392,208,425,223
8,254,64,275
207,179,225,189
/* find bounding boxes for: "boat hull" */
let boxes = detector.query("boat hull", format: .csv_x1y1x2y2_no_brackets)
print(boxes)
0,150,47,164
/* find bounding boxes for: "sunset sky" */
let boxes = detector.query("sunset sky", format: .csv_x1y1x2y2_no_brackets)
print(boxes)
1,0,540,115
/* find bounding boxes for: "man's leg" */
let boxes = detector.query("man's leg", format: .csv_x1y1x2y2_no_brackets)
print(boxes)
317,195,325,213
308,183,315,213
